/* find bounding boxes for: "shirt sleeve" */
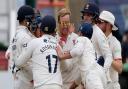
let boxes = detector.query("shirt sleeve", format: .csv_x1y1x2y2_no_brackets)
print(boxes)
5,37,14,60
97,34,113,69
70,38,84,58
20,34,32,50
112,40,122,59
6,37,14,55
15,39,36,67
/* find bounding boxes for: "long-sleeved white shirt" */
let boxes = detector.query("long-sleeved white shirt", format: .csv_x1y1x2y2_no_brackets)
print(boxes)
70,37,97,72
15,34,62,88
91,25,113,70
56,32,80,83
11,25,35,83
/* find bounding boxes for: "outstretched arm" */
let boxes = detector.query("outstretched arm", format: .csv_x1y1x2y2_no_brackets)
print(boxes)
56,45,72,60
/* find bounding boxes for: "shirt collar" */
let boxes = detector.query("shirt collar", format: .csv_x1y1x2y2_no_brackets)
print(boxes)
93,24,107,39
17,25,35,38
42,34,54,38
17,25,27,30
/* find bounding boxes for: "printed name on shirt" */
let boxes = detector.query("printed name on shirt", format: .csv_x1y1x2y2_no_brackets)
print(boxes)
40,44,56,53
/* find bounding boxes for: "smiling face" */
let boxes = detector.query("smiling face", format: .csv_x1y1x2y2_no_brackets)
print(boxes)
59,14,71,36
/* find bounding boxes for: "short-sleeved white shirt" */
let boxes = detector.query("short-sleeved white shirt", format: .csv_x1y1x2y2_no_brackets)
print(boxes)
107,33,122,82
70,37,96,72
91,25,112,69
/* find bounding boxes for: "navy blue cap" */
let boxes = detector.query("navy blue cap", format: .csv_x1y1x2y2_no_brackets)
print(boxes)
81,3,99,17
17,5,34,21
79,22,93,39
40,15,56,34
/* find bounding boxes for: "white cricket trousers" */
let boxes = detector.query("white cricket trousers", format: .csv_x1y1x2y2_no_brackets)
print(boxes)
106,82,120,89
82,64,107,89
14,78,33,89
35,84,62,89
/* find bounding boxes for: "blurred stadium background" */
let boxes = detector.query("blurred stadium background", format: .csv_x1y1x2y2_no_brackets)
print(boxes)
0,0,128,89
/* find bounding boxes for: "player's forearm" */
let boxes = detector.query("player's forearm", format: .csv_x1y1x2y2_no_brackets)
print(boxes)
59,52,72,60
5,46,12,59
112,59,122,73
15,53,30,68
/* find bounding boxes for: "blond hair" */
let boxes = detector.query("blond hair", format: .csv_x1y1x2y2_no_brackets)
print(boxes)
58,8,71,23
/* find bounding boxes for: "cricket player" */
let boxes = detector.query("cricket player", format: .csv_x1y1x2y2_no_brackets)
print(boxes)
15,15,62,89
8,5,40,89
81,3,113,83
5,6,42,69
99,11,122,89
56,8,80,89
56,22,107,89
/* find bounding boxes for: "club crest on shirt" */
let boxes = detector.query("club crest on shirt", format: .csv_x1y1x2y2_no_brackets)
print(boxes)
23,43,27,47
44,39,47,43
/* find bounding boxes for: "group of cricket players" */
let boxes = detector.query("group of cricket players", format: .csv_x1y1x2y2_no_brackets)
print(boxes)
5,2,123,89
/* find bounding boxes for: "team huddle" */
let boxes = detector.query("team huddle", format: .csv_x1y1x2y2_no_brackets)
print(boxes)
5,2,122,89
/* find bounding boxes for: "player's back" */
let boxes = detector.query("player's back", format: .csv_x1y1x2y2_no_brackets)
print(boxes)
31,34,62,87
75,37,96,71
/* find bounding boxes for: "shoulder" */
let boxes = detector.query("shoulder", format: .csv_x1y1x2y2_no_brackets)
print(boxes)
70,32,78,38
76,37,90,44
68,32,78,41
16,29,31,39
28,38,40,48
93,25,106,37
76,37,85,42
111,36,121,47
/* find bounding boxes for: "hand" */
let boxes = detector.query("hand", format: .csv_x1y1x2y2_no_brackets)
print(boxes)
59,40,65,48
69,23,75,34
5,52,10,60
56,45,63,59
80,83,85,89
69,81,78,89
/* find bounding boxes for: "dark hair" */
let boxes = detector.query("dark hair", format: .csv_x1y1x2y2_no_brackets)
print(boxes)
81,3,100,22
40,15,56,34
17,5,34,22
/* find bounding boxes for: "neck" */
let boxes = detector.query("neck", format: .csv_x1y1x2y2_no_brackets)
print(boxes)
105,27,112,37
105,30,111,37
60,33,68,38
20,21,27,27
